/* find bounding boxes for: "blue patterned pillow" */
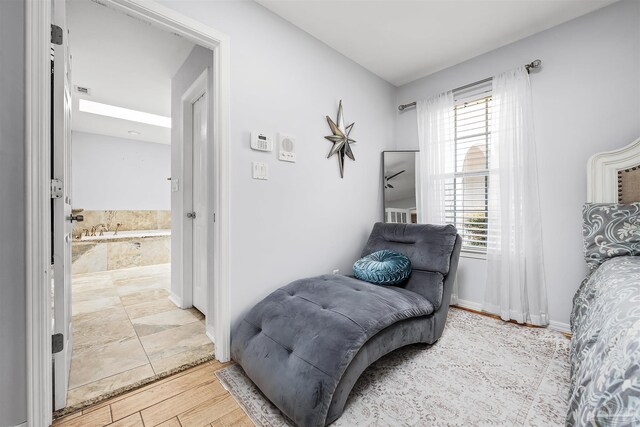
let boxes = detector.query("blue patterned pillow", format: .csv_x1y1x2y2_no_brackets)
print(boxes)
583,202,640,270
353,250,412,286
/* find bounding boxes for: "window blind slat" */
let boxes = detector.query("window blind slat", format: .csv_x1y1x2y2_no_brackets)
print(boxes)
447,92,492,253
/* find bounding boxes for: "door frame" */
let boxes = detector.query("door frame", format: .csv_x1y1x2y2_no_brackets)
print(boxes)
25,1,231,425
171,70,208,313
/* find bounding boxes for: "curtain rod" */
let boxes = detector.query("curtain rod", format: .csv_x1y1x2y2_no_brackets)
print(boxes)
397,59,542,111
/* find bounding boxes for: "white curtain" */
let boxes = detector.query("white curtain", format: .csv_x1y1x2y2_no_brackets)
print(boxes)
416,91,458,304
483,66,548,326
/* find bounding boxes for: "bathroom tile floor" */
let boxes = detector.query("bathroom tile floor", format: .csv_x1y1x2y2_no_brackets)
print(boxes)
66,263,214,409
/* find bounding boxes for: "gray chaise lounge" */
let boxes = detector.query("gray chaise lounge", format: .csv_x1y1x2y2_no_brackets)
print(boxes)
232,223,462,427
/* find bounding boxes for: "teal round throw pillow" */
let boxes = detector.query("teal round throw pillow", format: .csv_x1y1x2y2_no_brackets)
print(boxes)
353,250,412,286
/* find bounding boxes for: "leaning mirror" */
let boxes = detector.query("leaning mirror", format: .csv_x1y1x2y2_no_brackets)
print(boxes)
383,151,418,224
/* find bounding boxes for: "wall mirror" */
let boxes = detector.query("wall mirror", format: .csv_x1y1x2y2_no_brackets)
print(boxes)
383,151,419,224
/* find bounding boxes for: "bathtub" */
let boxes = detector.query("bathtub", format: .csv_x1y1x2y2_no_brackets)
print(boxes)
72,229,171,274
78,229,171,241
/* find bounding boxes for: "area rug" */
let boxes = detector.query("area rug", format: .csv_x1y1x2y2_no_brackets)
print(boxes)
216,308,570,426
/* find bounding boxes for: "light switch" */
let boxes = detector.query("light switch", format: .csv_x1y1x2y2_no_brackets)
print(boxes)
171,178,180,192
252,161,268,180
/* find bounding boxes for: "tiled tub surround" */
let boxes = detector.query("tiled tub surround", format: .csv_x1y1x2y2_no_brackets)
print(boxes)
81,229,170,241
72,210,171,236
72,210,171,274
67,263,213,411
72,231,171,274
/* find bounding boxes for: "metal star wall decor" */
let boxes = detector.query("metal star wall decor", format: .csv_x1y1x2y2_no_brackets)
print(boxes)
324,100,355,178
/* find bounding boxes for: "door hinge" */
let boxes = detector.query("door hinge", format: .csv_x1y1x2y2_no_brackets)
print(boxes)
52,333,64,354
51,179,63,199
51,24,63,45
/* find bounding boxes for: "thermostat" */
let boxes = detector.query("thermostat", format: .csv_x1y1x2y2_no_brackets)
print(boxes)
251,132,273,152
278,133,296,162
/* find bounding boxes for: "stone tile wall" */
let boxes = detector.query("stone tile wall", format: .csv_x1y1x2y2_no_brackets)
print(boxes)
72,210,171,238
72,236,170,274
72,210,171,274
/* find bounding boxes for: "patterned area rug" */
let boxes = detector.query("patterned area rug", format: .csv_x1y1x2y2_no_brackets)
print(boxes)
216,308,570,426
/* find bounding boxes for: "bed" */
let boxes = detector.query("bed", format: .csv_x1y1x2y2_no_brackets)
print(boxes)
568,137,640,426
231,222,462,427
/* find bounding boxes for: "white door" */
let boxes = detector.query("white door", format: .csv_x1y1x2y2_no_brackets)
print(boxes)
52,0,74,411
192,93,208,314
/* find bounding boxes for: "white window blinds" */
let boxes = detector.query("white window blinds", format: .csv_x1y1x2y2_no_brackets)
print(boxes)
444,86,492,253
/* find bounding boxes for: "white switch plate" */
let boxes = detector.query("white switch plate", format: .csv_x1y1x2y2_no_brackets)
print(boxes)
171,178,180,192
252,161,268,180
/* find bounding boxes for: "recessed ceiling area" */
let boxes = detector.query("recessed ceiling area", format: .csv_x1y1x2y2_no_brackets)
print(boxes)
66,0,196,144
256,0,618,86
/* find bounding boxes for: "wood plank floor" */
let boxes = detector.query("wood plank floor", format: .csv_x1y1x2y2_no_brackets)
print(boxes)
53,360,253,427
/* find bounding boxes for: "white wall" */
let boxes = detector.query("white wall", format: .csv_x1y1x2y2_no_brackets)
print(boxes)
72,131,171,210
0,0,27,425
161,0,396,330
395,0,640,328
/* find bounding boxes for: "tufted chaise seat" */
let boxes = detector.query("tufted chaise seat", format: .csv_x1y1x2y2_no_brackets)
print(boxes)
232,223,462,427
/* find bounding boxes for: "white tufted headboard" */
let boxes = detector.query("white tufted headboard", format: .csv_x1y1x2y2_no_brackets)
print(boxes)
587,137,640,203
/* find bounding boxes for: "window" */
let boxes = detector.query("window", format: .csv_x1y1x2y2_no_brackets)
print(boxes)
444,94,492,254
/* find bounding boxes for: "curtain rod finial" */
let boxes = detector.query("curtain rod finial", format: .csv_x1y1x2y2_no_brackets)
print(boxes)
525,59,542,73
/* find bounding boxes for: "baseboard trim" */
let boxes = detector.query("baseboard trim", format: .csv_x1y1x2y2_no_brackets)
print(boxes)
452,299,571,335
548,320,571,334
168,292,183,308
453,298,483,312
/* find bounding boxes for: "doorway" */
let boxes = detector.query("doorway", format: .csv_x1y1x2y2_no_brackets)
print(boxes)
26,0,230,423
43,0,230,416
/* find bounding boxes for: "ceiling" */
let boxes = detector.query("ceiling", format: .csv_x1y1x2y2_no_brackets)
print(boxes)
257,0,618,86
66,0,195,144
